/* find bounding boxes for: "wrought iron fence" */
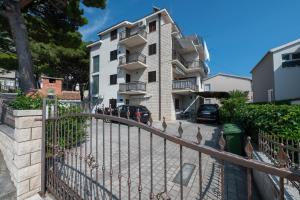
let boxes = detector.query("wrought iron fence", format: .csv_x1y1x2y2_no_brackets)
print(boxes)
258,130,300,191
119,52,147,66
41,99,300,200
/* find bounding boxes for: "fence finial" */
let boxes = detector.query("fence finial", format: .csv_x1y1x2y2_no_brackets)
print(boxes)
196,126,202,144
109,104,112,115
245,136,254,159
178,122,183,138
219,131,226,151
148,114,153,127
127,107,130,119
278,143,289,168
162,117,167,132
136,108,141,123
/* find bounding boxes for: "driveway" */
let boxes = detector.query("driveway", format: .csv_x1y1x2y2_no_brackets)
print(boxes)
57,120,260,200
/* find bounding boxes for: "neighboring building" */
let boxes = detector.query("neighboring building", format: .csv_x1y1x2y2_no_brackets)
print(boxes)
88,8,209,120
0,68,17,91
39,76,81,101
203,73,252,104
251,38,300,103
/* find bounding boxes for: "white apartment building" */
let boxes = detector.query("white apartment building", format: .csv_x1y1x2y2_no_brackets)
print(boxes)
251,38,300,103
88,8,208,121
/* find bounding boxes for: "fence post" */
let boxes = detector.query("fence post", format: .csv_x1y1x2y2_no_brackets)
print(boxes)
40,98,46,196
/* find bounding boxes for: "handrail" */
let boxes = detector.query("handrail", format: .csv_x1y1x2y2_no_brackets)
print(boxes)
119,52,146,65
119,82,146,92
119,28,147,41
172,79,198,91
47,112,300,182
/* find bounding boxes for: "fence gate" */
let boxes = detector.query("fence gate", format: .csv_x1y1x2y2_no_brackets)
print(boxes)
40,98,300,200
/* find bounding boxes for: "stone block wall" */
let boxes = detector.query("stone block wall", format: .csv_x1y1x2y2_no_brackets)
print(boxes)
0,109,43,200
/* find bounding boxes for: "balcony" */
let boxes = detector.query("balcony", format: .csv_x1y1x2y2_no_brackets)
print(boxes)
119,53,147,70
172,50,208,77
172,79,198,94
119,81,146,95
119,29,147,48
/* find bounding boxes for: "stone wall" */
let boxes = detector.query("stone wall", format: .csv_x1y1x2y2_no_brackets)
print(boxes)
0,109,43,200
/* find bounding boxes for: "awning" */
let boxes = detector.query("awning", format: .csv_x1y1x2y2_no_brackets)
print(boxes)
193,91,230,98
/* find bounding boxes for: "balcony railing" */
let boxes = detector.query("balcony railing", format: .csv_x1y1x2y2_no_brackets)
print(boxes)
119,81,146,93
119,29,147,41
119,52,146,66
172,79,198,91
173,50,188,67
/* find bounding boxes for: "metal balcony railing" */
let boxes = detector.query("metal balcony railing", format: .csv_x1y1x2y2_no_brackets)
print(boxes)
119,52,146,66
172,79,198,91
119,29,147,41
119,81,146,92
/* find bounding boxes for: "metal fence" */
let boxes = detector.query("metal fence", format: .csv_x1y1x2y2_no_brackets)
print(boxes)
172,79,198,91
41,99,300,200
119,29,147,41
119,52,147,66
119,81,146,93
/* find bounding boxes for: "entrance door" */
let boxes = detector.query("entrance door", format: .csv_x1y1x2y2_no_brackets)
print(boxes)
109,98,117,109
126,74,131,83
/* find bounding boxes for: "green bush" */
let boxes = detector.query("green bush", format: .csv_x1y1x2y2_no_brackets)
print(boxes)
220,93,300,139
9,94,42,110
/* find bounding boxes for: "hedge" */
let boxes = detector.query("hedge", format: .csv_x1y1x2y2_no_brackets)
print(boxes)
220,103,300,140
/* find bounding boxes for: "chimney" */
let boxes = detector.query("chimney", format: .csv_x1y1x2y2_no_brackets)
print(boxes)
153,6,160,13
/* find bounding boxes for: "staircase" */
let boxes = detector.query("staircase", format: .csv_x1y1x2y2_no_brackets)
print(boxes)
0,150,16,200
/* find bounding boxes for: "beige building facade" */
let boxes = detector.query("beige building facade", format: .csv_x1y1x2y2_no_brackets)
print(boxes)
203,73,252,104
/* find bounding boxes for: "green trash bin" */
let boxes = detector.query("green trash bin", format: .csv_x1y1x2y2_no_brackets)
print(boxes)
222,123,243,155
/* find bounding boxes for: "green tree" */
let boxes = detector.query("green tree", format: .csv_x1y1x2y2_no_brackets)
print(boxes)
0,0,106,93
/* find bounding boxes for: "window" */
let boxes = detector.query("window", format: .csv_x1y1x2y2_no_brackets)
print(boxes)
125,99,130,105
49,79,56,83
282,52,300,68
110,74,117,85
292,52,300,59
148,43,156,56
282,54,290,61
110,50,118,61
148,71,156,82
93,55,100,73
92,75,99,95
110,29,117,41
175,98,180,110
149,21,156,33
204,84,211,91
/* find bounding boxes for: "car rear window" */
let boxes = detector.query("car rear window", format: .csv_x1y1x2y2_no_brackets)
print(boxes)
201,105,217,111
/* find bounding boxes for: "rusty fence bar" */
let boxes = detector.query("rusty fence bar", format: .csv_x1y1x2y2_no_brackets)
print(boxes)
42,98,300,200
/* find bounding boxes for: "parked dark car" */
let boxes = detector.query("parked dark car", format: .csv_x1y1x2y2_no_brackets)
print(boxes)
113,105,151,124
197,104,219,123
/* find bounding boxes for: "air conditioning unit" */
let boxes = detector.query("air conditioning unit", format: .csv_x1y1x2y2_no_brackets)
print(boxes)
137,19,146,28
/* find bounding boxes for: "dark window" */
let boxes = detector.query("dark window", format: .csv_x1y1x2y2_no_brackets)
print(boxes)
175,98,180,109
49,79,56,83
282,60,300,68
125,99,130,105
126,74,131,83
93,55,100,72
148,43,156,56
110,50,118,61
282,54,290,61
92,75,99,95
292,52,300,59
110,29,117,41
109,99,117,109
110,74,117,85
149,21,156,33
148,71,156,82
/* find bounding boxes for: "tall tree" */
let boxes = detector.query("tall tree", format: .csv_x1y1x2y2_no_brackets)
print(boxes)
0,0,106,93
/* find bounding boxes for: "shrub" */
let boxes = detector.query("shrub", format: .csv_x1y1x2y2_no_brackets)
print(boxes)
220,93,300,139
9,93,42,110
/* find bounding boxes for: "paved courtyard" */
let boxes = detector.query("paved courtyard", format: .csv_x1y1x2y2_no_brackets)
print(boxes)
54,119,260,200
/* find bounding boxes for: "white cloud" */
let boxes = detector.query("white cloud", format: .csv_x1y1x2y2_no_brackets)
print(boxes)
79,10,110,41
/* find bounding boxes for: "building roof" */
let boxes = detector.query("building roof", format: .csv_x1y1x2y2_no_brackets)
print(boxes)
61,91,81,100
251,38,300,73
0,69,16,79
204,73,252,81
41,75,64,80
97,8,175,36
86,40,102,48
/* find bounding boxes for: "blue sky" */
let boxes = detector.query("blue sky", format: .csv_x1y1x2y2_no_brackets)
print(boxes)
79,0,300,77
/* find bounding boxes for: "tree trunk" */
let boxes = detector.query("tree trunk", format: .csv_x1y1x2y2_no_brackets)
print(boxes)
3,1,35,93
